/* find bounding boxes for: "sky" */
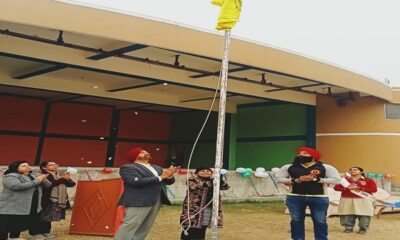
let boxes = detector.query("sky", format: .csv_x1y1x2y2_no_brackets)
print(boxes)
58,0,400,86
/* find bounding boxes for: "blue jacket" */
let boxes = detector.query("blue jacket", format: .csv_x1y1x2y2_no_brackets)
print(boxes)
117,163,175,207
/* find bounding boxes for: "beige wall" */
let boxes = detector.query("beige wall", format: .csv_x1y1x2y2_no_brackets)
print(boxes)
316,96,400,184
392,90,400,103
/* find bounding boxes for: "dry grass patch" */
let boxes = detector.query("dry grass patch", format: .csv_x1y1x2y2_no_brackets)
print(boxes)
23,201,400,239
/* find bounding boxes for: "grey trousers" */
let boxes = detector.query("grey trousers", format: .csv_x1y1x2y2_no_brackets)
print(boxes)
340,215,371,230
115,198,161,240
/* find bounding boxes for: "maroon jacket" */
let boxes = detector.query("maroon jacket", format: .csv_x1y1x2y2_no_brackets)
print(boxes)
334,176,377,198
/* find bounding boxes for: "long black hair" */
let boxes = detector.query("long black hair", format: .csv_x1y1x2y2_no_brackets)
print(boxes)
4,160,28,175
39,161,51,173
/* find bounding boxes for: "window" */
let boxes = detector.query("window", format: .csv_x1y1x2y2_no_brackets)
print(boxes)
385,103,400,119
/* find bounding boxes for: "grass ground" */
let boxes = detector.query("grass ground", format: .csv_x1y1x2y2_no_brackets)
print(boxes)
23,201,400,239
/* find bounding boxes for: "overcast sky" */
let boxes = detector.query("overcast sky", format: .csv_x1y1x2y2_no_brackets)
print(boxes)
58,0,400,86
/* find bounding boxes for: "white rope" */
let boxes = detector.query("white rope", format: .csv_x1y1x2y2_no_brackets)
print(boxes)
179,57,225,235
180,197,213,226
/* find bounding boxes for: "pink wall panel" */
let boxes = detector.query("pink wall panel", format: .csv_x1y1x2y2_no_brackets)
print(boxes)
113,142,169,167
47,103,112,136
118,110,171,140
0,96,45,132
0,95,176,168
41,138,108,167
0,135,39,165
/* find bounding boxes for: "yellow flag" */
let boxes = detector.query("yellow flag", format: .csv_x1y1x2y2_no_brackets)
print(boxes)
212,0,242,31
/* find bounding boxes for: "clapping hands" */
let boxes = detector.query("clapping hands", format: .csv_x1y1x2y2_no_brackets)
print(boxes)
348,184,359,190
61,172,71,180
298,175,314,182
161,165,179,179
36,174,48,181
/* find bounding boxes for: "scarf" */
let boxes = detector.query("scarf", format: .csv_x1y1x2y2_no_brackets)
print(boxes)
49,172,68,208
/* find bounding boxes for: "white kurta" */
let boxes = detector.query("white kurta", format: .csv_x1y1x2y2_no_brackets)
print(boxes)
337,197,375,216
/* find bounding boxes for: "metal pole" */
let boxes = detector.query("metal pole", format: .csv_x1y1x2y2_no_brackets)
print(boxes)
210,30,231,240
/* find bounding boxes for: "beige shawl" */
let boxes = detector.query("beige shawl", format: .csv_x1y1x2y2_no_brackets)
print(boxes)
49,172,68,208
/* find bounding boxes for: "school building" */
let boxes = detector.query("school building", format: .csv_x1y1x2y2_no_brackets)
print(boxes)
1,0,399,187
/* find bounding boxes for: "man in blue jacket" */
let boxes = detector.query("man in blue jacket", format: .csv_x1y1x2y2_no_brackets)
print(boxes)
115,147,178,240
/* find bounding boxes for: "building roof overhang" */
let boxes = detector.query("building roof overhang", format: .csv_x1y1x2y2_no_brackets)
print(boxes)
0,0,394,112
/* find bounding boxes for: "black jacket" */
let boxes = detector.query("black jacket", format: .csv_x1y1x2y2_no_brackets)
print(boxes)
288,161,326,195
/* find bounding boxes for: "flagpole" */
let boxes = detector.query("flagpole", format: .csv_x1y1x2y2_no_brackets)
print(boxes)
210,30,231,240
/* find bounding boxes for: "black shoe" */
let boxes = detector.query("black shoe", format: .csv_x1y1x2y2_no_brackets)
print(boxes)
343,229,353,233
358,229,367,234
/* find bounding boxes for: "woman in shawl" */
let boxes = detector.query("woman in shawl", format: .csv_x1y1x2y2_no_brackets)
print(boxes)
180,167,229,240
28,161,76,239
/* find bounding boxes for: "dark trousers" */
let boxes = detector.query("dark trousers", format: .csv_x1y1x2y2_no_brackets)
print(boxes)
340,215,371,230
0,214,30,240
28,211,52,235
180,226,207,240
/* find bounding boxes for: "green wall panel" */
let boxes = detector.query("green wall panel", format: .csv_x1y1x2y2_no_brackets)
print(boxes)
169,111,218,168
228,114,237,169
170,111,218,141
169,143,216,168
234,103,313,169
235,140,306,169
237,104,307,138
169,103,315,170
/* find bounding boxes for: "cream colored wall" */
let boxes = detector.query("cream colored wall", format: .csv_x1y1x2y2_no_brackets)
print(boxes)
316,96,400,184
392,90,400,103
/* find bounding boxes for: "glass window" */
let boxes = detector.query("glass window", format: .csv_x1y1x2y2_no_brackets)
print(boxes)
385,103,400,119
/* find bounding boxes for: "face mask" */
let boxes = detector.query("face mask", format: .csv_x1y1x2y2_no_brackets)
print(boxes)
293,155,314,164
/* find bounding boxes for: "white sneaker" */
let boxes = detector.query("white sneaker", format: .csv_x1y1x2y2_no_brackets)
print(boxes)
42,233,56,239
28,235,47,240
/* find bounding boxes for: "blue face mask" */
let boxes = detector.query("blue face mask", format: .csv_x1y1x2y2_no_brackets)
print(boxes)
293,155,313,164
